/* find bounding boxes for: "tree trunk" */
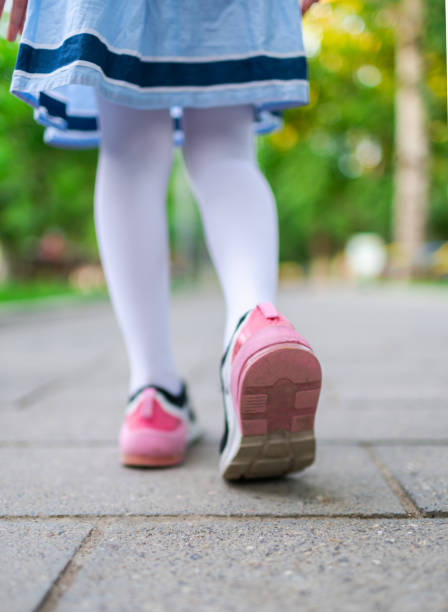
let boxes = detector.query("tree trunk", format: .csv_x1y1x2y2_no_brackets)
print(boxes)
392,0,429,279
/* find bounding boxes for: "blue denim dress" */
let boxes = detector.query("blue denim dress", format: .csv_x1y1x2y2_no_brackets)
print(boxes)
9,0,309,148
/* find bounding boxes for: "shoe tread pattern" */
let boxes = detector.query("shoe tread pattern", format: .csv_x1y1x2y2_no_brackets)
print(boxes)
223,344,322,480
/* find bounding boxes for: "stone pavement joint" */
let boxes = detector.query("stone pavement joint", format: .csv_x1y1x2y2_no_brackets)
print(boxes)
37,518,448,612
35,526,101,612
0,512,421,521
30,516,448,611
13,352,109,409
375,445,448,517
25,515,448,610
364,444,422,518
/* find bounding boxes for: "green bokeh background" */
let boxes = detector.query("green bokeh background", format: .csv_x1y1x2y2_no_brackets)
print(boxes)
0,0,446,294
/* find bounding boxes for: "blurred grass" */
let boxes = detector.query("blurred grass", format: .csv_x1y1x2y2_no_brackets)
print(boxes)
0,274,204,307
0,280,107,304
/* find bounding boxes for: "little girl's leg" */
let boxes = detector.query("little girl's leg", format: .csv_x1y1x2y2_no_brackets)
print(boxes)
182,105,279,349
94,93,182,396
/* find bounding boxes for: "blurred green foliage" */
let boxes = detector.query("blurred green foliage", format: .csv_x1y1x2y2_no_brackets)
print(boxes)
424,0,448,241
0,38,98,273
259,0,448,262
0,0,447,276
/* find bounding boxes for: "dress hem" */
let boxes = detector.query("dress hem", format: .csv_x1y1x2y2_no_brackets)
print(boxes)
10,63,310,112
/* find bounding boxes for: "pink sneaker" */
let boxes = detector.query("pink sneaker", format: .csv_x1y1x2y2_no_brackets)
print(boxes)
119,381,201,467
219,302,322,480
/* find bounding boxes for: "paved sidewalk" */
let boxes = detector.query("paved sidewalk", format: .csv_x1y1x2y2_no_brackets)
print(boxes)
1,283,447,611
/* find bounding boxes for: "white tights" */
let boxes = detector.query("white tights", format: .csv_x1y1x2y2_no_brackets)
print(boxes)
94,94,279,397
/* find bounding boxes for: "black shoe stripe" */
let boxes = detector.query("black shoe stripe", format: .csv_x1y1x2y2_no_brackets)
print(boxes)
128,380,188,407
219,403,229,454
219,308,252,454
220,309,252,370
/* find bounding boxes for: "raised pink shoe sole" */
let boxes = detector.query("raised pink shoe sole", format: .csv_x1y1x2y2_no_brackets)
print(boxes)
222,342,322,480
119,415,188,468
121,453,185,467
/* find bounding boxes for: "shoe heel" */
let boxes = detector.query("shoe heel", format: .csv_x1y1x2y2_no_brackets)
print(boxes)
233,343,322,479
239,343,321,434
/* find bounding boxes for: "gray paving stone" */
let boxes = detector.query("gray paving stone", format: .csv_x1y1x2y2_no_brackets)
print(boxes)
0,444,404,517
0,292,224,407
0,382,221,444
1,286,447,610
0,519,92,612
0,356,110,408
375,446,448,515
316,405,448,440
327,395,448,410
58,518,448,612
0,300,136,405
0,373,61,407
278,286,448,352
0,360,223,444
0,385,126,443
326,378,448,399
0,317,113,405
321,356,448,399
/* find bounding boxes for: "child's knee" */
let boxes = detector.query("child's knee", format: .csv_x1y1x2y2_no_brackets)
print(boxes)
182,105,255,177
97,95,173,163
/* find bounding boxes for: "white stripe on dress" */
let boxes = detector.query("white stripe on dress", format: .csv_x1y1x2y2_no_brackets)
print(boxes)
13,60,309,94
